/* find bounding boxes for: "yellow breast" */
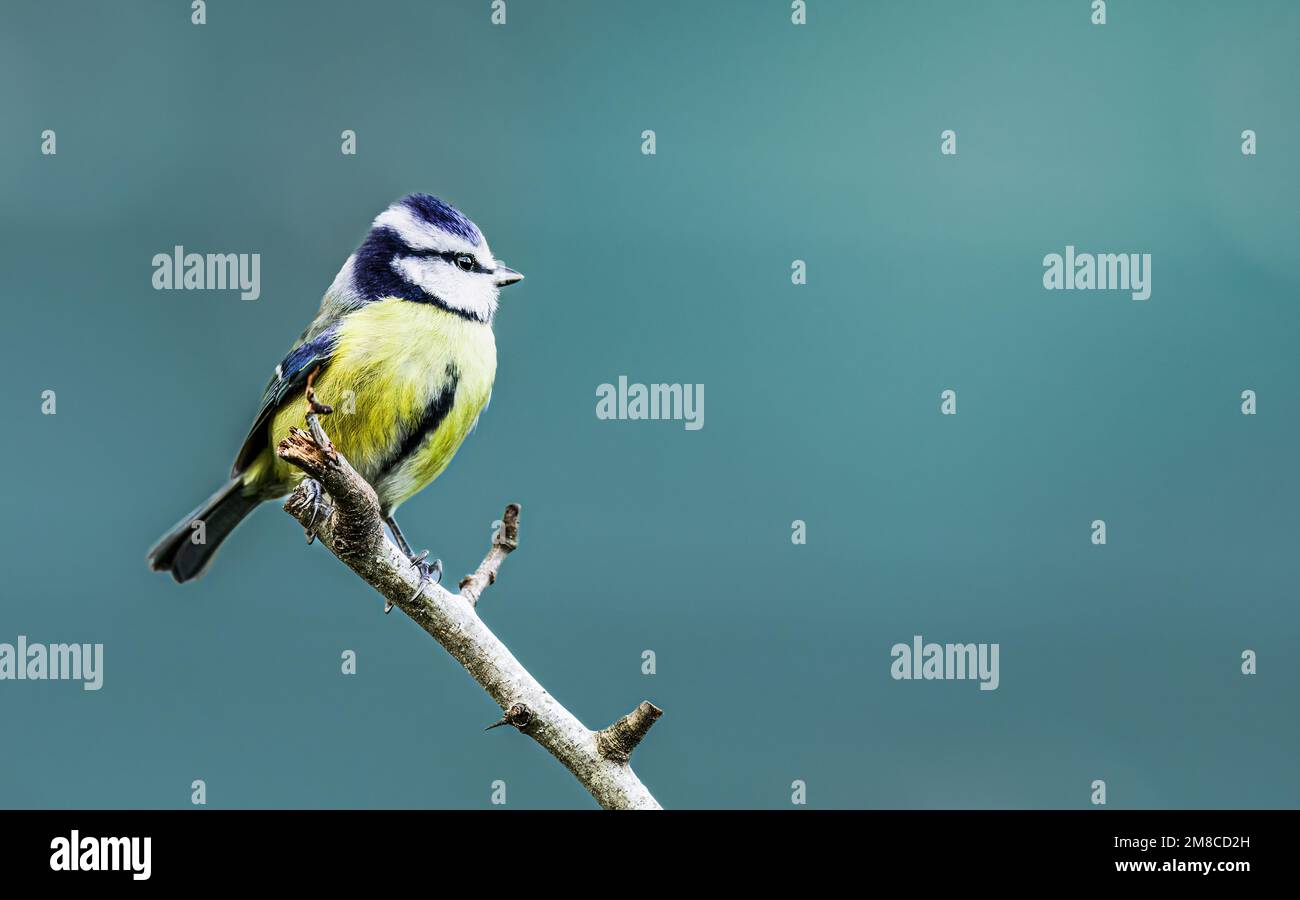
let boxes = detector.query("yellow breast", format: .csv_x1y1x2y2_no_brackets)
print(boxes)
258,299,496,511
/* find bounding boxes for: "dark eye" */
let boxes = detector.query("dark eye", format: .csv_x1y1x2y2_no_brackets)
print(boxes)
454,254,475,272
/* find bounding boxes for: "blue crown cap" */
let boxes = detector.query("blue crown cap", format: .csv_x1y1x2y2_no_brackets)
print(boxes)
400,193,482,246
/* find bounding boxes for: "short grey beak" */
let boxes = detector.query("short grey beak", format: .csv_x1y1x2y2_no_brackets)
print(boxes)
494,264,524,287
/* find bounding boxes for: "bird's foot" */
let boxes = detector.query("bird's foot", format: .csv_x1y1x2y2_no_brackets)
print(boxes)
305,365,334,417
409,552,444,595
300,478,332,544
306,393,333,417
386,551,442,613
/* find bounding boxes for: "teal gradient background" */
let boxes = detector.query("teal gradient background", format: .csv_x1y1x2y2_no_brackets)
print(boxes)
1,0,1297,808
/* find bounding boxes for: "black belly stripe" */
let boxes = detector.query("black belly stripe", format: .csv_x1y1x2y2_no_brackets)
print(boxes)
374,365,459,487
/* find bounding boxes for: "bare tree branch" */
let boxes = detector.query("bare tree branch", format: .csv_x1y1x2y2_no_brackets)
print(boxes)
276,424,663,810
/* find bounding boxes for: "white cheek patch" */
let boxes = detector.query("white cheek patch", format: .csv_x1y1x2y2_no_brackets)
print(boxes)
394,256,499,321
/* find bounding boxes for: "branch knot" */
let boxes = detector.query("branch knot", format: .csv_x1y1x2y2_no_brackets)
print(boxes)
485,703,533,732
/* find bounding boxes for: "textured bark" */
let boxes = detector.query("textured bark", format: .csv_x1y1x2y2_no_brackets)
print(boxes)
597,701,664,762
276,425,662,810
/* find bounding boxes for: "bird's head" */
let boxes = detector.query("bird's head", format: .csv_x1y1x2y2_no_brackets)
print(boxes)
346,193,523,323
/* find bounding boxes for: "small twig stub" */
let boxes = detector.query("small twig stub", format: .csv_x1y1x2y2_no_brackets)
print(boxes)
458,504,521,606
597,701,663,762
496,503,521,550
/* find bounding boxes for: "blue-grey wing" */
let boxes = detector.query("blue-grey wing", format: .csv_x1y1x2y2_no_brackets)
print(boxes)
231,324,341,477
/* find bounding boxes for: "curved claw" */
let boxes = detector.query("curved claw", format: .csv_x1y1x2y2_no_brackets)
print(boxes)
390,557,442,612
425,557,443,585
301,478,330,544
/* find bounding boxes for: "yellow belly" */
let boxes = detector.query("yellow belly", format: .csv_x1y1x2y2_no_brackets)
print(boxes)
244,299,496,511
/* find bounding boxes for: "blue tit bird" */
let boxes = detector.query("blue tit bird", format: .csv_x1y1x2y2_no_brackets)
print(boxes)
147,192,524,586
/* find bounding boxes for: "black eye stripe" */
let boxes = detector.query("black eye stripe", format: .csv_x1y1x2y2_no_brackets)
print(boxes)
402,248,490,274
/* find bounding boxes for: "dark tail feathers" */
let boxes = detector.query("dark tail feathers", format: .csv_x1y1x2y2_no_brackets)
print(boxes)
147,478,261,583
